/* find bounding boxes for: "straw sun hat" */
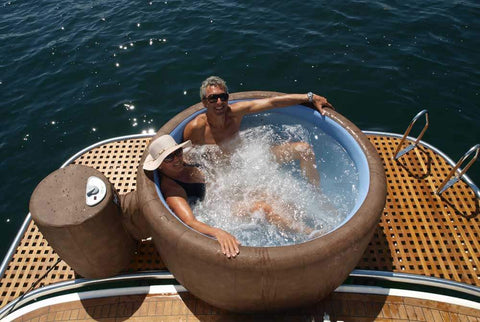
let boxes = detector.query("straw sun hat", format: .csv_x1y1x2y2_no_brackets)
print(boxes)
143,135,192,171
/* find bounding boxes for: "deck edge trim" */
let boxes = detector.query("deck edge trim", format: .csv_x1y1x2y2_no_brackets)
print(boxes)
3,284,479,321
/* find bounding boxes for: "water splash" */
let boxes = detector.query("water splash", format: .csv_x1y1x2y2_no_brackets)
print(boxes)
188,124,358,247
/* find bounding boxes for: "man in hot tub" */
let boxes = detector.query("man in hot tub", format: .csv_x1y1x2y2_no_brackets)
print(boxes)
183,76,335,186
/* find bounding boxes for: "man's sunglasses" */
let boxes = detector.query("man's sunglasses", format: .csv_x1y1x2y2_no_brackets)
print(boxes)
163,149,183,163
205,93,229,103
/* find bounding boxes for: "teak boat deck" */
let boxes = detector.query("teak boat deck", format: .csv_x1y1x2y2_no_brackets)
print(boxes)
11,291,480,321
1,134,479,320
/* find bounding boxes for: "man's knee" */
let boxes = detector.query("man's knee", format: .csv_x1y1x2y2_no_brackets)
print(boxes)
253,201,273,214
271,141,315,163
293,142,315,159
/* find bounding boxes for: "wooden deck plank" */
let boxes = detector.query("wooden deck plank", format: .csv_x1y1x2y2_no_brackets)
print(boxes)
13,292,480,321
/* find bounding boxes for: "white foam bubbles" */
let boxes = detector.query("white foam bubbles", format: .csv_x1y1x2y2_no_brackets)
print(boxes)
188,124,358,247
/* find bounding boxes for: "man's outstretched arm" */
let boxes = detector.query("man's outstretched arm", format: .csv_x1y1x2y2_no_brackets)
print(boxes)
231,93,334,116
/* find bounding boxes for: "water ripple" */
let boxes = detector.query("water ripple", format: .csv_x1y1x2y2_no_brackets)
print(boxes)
1,0,479,257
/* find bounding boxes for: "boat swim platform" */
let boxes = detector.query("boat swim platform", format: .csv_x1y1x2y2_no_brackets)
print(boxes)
0,133,479,315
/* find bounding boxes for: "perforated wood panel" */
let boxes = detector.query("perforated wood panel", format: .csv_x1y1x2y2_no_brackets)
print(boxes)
73,138,149,194
358,135,480,285
1,134,479,309
0,221,74,308
0,137,163,308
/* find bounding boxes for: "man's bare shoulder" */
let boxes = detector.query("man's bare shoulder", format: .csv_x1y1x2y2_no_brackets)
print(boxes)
183,114,207,142
188,113,208,127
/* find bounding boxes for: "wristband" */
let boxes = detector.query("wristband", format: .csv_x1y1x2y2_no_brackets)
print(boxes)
307,92,314,103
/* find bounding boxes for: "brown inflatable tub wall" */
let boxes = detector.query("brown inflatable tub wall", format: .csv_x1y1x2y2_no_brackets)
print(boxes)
136,91,386,312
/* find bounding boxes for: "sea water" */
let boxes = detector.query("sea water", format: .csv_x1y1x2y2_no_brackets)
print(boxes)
187,112,359,247
3,0,478,260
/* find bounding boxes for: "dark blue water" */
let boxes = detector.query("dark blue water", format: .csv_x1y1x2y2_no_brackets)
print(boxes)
1,0,479,258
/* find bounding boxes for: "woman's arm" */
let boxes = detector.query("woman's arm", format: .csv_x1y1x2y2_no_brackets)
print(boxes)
163,182,240,258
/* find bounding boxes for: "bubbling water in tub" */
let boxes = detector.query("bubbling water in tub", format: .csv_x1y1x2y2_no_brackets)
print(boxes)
186,123,358,247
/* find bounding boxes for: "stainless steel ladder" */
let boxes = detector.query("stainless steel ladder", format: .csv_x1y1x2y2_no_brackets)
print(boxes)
436,144,480,195
393,109,479,196
393,109,429,160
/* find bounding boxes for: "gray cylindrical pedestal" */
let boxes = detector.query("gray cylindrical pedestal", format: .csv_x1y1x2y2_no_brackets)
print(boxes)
29,164,135,278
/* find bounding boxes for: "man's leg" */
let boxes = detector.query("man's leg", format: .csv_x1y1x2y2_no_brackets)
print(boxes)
249,201,314,235
271,142,320,187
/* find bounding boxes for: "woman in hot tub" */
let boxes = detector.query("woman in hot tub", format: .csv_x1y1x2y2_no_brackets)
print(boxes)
143,135,318,258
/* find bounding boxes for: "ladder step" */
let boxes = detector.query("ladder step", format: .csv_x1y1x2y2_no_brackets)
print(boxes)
393,109,429,160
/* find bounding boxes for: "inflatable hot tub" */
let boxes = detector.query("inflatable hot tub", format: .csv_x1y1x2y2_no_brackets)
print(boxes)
136,91,386,312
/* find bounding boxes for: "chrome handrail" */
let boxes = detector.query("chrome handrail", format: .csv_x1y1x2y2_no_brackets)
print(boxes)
0,214,32,280
364,130,480,199
1,269,479,320
393,109,429,160
0,271,175,320
350,269,480,298
436,144,480,195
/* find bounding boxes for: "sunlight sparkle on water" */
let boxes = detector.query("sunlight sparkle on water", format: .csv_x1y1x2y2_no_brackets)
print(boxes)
141,128,156,134
124,103,135,110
